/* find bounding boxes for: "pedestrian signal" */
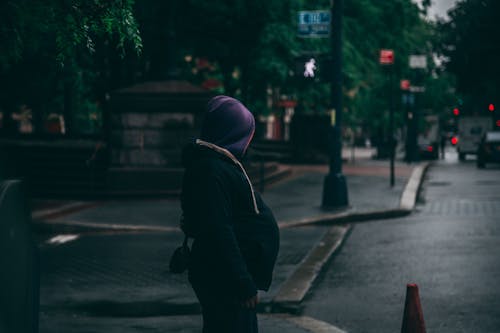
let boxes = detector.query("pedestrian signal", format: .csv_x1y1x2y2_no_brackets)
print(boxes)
294,54,332,82
304,58,317,78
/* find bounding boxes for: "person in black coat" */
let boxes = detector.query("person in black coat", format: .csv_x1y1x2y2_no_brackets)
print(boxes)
181,96,280,333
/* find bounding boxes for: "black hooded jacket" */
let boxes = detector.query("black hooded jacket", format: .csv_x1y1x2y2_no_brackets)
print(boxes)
181,140,280,301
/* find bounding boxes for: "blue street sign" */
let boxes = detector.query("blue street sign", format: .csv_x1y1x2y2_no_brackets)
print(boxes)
402,93,415,106
298,10,331,38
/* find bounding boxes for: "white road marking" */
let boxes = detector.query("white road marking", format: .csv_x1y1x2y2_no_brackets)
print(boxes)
47,234,79,245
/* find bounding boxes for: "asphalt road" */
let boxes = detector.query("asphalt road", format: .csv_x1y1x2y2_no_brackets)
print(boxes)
303,151,500,332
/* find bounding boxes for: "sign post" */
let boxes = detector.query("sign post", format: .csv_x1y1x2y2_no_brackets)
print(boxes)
322,0,348,208
379,49,395,187
402,80,417,163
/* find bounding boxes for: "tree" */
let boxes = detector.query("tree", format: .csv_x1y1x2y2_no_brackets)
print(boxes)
0,0,142,135
439,0,500,113
173,0,302,107
1,0,452,139
341,0,436,138
0,0,141,68
136,0,448,139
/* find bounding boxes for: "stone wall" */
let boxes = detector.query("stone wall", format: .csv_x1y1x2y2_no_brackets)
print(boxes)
110,112,198,167
106,80,211,194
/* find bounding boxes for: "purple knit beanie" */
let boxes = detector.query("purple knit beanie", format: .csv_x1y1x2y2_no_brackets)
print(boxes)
200,95,255,159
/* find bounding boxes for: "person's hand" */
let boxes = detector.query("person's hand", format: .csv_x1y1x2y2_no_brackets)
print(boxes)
241,294,259,309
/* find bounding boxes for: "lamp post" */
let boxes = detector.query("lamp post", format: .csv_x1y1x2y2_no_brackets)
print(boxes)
380,49,395,187
322,0,349,208
389,67,395,187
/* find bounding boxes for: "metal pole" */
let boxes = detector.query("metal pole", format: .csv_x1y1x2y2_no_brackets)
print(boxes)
404,93,412,163
390,67,395,187
322,0,349,208
260,156,265,193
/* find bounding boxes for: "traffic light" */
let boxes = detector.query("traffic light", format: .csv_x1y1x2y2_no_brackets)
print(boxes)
453,108,460,116
489,103,495,112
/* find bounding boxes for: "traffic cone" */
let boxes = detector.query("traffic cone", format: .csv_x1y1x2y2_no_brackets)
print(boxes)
401,283,426,333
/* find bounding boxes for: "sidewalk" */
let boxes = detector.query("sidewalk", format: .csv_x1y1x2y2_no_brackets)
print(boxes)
33,160,414,232
36,157,426,333
39,312,346,333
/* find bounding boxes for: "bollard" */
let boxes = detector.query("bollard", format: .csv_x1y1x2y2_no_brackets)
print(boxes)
0,180,40,333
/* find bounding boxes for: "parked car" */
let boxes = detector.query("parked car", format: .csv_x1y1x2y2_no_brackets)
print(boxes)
477,131,500,168
417,139,439,160
457,116,492,161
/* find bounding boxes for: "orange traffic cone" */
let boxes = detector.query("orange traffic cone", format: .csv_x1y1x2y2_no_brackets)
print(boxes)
401,283,426,333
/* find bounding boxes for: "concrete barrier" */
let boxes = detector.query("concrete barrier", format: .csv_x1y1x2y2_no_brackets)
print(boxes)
0,180,39,333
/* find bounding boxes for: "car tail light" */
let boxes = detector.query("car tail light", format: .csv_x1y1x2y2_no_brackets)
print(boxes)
451,137,458,145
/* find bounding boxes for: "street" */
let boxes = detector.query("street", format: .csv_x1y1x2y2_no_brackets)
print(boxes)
3,1,500,332
27,148,500,332
35,148,500,332
35,151,416,333
303,151,500,332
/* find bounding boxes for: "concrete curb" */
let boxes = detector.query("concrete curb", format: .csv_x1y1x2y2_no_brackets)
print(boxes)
278,208,410,229
399,162,429,210
268,162,430,310
33,220,179,234
281,315,348,333
32,201,101,220
272,225,352,311
278,162,430,229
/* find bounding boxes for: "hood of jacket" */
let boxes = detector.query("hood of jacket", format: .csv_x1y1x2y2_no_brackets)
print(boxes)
199,95,255,160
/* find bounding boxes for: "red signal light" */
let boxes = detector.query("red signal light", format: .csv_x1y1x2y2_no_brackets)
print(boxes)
496,120,500,127
427,146,434,152
489,104,495,112
451,136,458,145
453,108,460,116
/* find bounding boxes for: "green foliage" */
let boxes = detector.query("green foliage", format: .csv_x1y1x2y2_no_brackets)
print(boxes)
173,0,446,136
0,0,142,68
1,0,458,138
341,0,432,132
0,0,142,135
173,0,303,111
439,0,500,111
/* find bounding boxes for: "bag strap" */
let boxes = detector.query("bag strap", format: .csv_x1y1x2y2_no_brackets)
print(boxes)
196,139,260,214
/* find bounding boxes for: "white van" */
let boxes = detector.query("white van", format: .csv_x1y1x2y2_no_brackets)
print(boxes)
457,116,492,160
